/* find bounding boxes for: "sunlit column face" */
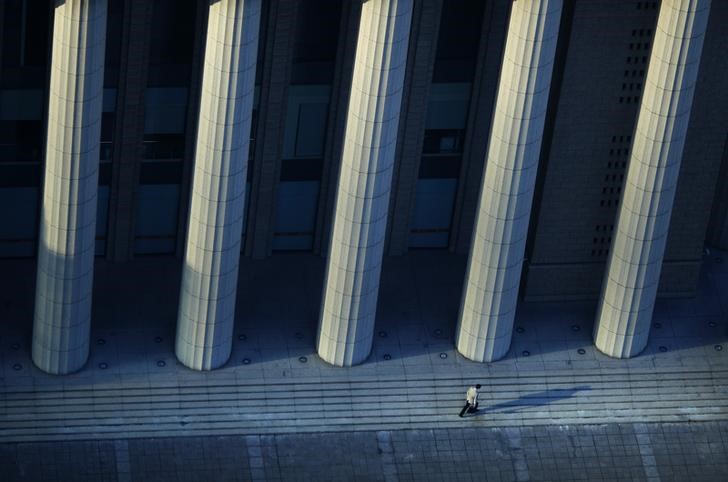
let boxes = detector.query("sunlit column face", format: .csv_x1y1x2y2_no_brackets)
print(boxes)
455,0,563,363
317,0,414,367
175,0,261,371
33,0,107,375
594,0,711,359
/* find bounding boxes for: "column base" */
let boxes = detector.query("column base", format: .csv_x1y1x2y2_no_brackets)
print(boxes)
456,331,512,363
31,339,89,375
316,331,373,367
175,336,232,371
593,326,649,359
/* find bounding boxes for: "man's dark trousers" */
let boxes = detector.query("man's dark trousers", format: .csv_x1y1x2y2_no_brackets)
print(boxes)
458,402,478,417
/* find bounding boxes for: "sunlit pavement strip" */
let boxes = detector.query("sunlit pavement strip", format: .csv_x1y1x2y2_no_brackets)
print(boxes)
0,366,726,442
505,427,530,481
377,431,397,482
635,424,661,482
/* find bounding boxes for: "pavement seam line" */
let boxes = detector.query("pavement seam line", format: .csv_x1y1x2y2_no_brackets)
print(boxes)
113,439,131,482
635,423,662,482
377,430,397,482
505,426,530,481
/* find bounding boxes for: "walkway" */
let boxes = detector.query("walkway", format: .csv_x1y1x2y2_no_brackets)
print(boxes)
1,249,727,479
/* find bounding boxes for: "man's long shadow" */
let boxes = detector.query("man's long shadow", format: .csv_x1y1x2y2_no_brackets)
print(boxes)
473,385,591,416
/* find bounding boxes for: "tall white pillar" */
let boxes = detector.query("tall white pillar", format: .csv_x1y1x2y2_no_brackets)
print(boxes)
456,0,563,363
176,0,261,370
594,0,711,358
317,0,413,366
32,0,107,375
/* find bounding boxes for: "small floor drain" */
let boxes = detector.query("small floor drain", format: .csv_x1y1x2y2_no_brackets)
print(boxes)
715,345,724,352
242,358,251,365
12,363,22,371
571,325,581,332
658,346,668,353
156,360,166,367
577,348,586,355
98,362,108,370
383,353,391,360
238,334,247,341
298,356,308,363
96,338,106,345
439,353,448,359
708,321,717,328
522,350,531,357
515,326,525,334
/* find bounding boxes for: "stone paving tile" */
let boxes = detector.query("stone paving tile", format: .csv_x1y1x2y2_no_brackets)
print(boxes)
2,422,728,481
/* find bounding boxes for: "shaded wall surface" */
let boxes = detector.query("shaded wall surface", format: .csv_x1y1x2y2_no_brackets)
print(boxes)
0,0,726,302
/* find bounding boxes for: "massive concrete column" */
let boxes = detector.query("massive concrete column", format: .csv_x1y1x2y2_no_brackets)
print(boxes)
33,0,107,374
456,0,562,362
317,0,413,366
176,0,261,370
594,0,710,358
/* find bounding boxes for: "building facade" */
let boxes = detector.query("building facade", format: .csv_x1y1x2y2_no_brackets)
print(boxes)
0,0,726,372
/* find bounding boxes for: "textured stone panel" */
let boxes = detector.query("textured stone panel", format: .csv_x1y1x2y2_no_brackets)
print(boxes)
176,0,261,370
317,0,414,366
594,0,711,358
456,0,563,363
32,0,107,375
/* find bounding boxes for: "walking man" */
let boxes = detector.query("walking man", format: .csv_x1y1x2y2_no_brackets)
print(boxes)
459,384,481,417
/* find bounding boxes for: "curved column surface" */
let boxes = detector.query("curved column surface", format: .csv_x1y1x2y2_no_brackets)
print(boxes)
317,0,413,366
456,0,562,363
176,0,261,370
594,0,710,358
33,0,107,375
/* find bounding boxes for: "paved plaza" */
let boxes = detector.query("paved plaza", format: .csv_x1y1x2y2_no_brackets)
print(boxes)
1,249,727,480
3,422,728,481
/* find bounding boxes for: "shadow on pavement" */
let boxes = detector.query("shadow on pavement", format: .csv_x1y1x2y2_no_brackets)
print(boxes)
473,385,592,415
